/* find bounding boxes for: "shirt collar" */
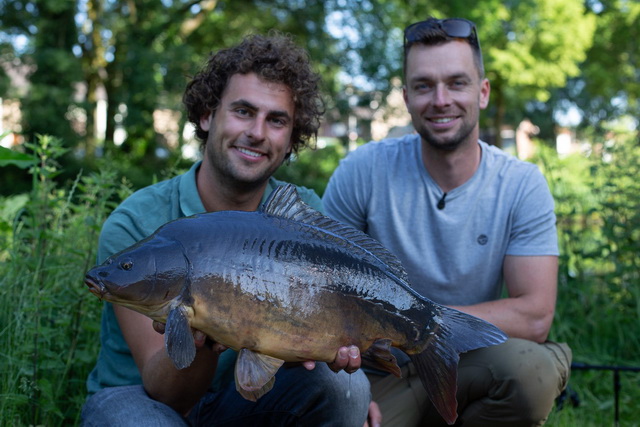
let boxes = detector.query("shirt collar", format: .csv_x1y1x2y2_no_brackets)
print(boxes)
179,160,280,215
179,160,206,217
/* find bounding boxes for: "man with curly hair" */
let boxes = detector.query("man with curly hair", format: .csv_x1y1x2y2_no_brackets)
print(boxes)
81,33,371,426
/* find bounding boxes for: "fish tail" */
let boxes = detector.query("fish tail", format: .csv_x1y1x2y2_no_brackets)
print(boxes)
408,306,507,425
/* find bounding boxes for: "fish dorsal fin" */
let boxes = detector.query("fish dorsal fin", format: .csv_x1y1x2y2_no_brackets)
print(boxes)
262,184,409,282
262,184,330,226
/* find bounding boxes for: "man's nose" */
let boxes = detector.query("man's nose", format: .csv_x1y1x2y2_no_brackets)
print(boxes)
246,118,266,141
433,85,452,107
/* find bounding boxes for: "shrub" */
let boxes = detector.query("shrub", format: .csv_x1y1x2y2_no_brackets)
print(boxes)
0,135,131,425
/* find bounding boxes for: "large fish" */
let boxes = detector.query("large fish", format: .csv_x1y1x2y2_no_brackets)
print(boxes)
85,184,507,424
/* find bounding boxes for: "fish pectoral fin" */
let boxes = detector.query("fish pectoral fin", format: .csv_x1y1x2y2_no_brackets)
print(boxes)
362,338,402,377
165,305,195,370
234,348,284,402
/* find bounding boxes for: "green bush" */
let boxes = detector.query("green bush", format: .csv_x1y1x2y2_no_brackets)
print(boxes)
274,139,347,197
0,135,131,425
537,133,640,426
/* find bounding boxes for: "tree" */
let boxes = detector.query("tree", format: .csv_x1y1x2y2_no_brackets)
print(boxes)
0,0,624,172
79,0,223,159
1,0,83,145
1,0,345,189
563,0,639,138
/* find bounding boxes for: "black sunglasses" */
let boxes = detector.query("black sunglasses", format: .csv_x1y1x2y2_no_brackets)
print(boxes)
404,18,480,50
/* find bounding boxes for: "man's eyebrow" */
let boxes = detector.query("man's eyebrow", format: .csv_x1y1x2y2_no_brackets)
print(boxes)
268,110,292,120
448,72,472,80
229,99,292,121
229,99,257,111
408,71,471,83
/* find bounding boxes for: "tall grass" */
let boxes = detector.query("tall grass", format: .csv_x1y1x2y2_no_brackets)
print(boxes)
539,132,640,426
0,132,638,425
0,136,131,425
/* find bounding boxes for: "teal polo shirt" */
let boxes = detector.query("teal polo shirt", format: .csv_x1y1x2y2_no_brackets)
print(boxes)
86,161,323,395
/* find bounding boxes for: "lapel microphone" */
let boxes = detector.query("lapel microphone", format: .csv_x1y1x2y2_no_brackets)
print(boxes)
437,193,447,210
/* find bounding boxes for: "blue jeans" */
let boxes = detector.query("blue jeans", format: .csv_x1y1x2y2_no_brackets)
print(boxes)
81,363,370,426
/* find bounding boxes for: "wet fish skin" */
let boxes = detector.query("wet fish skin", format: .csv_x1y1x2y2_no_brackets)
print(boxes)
85,184,507,425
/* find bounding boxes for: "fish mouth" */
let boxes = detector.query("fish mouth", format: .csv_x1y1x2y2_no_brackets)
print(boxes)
85,275,108,299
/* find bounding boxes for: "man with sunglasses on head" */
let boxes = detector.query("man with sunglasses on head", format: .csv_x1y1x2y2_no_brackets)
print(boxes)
324,17,571,426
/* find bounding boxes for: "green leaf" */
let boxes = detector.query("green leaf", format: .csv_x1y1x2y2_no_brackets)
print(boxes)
0,146,36,169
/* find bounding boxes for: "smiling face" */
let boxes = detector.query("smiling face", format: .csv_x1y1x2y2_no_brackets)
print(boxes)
403,41,490,152
199,72,295,190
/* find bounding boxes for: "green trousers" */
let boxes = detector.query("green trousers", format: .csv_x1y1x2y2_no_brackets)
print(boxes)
368,339,572,427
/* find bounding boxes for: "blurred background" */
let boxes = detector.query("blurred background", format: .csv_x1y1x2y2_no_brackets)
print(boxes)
1,0,637,193
0,1,638,425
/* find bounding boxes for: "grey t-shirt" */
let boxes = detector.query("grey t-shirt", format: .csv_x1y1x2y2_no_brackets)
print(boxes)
323,134,558,306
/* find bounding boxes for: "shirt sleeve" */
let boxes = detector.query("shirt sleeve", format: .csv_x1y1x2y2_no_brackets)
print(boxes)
506,166,559,256
295,185,325,214
96,210,144,264
323,147,372,232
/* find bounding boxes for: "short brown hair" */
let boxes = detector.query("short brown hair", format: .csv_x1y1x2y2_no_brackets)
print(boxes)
403,17,485,79
183,32,324,158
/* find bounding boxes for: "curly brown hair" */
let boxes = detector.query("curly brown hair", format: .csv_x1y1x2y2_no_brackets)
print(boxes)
183,32,324,157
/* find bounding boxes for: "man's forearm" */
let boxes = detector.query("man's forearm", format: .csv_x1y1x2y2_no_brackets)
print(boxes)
450,297,553,343
142,346,220,415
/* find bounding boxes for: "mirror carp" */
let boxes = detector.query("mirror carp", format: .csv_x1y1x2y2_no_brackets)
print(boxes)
85,184,507,424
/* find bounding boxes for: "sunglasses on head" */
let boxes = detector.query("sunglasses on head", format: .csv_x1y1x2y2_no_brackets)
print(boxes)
404,18,480,50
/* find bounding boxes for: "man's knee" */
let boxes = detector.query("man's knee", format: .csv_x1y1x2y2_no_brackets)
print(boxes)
459,339,572,425
503,342,571,421
314,366,370,404
493,340,570,395
81,385,188,427
302,365,371,424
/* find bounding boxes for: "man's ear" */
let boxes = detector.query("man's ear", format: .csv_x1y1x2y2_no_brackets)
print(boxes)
479,78,491,110
200,113,212,131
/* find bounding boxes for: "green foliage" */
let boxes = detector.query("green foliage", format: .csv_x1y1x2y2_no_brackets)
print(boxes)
18,0,83,145
0,59,9,96
485,0,596,99
274,140,346,196
0,145,36,169
533,132,640,425
0,135,131,425
578,0,640,127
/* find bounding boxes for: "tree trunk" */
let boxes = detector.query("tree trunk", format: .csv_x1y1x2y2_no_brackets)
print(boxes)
492,75,505,149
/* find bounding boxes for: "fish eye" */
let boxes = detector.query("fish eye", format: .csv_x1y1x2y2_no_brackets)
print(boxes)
120,259,134,271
